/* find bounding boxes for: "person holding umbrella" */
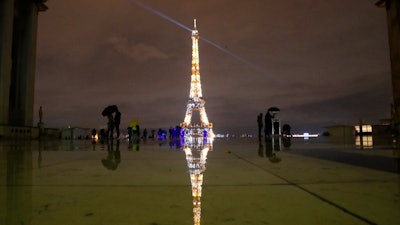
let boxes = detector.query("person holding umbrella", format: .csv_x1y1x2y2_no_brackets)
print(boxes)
102,105,119,139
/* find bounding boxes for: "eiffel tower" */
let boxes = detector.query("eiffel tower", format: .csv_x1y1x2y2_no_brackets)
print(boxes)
181,19,214,137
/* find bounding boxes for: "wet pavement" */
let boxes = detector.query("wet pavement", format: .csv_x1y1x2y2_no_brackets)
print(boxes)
0,137,399,225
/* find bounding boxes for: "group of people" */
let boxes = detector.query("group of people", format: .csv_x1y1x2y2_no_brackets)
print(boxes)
168,126,183,139
257,109,291,140
257,112,274,139
127,124,141,141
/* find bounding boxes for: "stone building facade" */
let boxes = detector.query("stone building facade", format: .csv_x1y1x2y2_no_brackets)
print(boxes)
0,0,47,137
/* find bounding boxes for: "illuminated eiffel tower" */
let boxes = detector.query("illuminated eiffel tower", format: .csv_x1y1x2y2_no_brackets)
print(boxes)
181,19,214,137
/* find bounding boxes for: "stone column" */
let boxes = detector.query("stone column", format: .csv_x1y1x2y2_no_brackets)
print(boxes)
0,0,14,125
8,0,42,126
377,0,400,134
388,1,400,134
386,1,400,105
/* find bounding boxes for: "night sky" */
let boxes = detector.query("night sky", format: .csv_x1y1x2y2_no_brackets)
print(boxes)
34,0,392,135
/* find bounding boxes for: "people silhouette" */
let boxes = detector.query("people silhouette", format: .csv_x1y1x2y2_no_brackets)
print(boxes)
257,113,263,140
264,111,272,137
107,114,114,139
101,105,119,139
115,110,121,138
39,106,43,123
91,128,97,140
101,140,121,170
142,128,148,139
264,136,282,163
99,128,106,142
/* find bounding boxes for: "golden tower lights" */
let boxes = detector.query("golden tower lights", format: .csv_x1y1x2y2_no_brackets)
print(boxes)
181,21,215,223
181,19,214,137
182,133,213,225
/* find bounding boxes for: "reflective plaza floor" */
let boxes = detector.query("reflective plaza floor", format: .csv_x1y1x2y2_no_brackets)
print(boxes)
0,136,399,225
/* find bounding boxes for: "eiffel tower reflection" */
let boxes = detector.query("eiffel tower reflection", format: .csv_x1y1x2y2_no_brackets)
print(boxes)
182,130,214,225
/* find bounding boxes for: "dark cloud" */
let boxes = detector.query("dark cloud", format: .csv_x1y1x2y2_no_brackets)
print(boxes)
109,36,170,61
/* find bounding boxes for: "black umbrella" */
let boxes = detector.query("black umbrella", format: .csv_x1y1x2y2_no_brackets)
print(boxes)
102,105,118,116
268,107,280,113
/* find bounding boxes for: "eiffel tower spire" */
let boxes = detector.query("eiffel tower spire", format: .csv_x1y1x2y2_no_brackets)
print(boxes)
181,19,214,137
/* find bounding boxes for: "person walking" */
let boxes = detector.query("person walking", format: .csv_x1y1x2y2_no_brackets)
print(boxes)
257,113,263,140
115,110,121,138
91,128,97,140
264,111,272,137
107,114,115,139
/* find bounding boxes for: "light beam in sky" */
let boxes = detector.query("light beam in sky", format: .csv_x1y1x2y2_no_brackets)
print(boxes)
129,0,192,32
128,0,281,83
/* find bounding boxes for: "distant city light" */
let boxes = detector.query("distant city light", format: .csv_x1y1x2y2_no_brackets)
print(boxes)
292,133,319,139
354,125,372,134
91,134,98,141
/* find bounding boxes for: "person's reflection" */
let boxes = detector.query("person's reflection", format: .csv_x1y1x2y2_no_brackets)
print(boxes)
101,140,121,170
263,136,282,163
282,136,291,149
258,140,264,157
169,138,182,149
128,134,140,151
92,138,97,151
